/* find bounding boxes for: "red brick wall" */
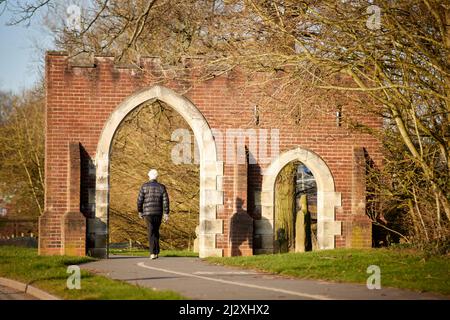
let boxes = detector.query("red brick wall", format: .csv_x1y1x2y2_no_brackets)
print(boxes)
40,51,383,256
225,161,253,257
60,142,86,256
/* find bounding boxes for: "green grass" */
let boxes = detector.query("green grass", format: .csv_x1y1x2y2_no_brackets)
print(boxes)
109,248,198,257
207,248,450,296
0,246,185,300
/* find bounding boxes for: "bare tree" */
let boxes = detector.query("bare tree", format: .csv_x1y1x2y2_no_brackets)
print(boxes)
5,0,449,249
0,87,45,217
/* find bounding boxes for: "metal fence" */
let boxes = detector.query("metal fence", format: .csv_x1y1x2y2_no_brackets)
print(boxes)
0,217,38,239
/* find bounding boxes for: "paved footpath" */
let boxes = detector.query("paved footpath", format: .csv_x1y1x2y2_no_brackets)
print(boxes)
81,256,447,300
0,285,36,300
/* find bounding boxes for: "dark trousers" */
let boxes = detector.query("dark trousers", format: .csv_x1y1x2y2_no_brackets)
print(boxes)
145,215,162,255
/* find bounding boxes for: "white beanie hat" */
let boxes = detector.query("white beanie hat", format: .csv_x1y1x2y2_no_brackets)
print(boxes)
148,169,158,180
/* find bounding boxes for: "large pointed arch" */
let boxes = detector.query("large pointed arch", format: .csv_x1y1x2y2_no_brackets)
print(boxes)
90,85,224,258
254,148,342,253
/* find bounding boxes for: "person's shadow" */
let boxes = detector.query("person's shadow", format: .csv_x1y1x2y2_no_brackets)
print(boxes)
229,197,253,256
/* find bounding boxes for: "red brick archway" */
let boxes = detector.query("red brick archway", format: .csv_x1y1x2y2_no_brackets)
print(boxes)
39,51,381,257
91,85,223,258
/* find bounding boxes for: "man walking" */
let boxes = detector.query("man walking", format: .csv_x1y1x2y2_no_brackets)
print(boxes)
137,169,170,259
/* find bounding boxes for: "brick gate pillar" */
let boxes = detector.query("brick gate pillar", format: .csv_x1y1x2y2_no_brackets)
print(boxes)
227,159,253,256
61,142,86,256
38,213,60,255
349,146,372,248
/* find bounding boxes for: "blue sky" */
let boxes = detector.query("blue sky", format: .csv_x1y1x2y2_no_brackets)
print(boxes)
0,6,54,93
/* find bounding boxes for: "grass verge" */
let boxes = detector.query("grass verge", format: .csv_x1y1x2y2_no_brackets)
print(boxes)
207,248,450,295
0,246,185,300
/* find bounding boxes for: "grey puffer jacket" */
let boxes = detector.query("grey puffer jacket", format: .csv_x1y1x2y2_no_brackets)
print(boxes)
137,180,170,216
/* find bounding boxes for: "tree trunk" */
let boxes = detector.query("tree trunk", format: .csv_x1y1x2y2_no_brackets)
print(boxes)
275,162,297,252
